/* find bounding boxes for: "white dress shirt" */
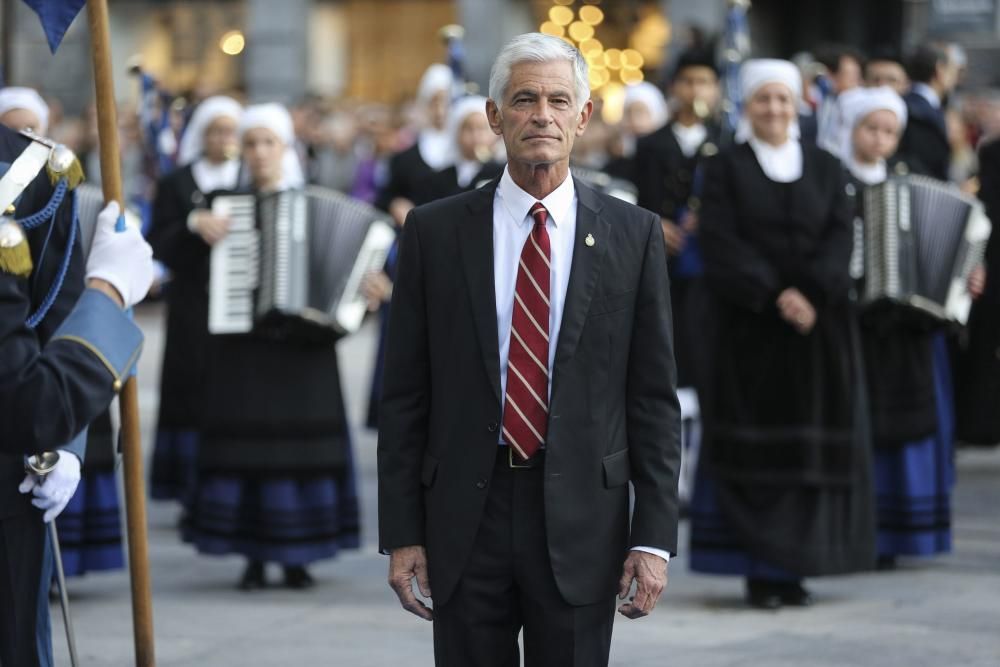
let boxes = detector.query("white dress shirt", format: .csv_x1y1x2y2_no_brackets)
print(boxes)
492,166,669,563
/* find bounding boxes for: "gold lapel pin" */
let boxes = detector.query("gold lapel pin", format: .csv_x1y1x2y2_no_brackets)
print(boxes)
585,233,595,247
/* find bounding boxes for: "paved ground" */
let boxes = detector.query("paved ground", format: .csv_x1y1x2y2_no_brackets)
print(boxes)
51,303,1000,666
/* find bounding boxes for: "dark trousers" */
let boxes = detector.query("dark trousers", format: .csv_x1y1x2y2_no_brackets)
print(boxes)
433,449,616,667
0,511,45,667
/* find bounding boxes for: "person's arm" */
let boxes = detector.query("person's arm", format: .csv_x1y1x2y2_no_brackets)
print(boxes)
699,155,783,312
146,172,211,271
0,278,142,454
796,159,853,307
377,208,431,551
625,212,682,553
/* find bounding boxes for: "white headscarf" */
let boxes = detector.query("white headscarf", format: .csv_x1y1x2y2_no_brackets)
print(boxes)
177,96,243,166
0,87,50,135
417,64,454,104
239,103,305,190
445,96,490,187
624,82,670,132
735,59,803,144
837,86,907,185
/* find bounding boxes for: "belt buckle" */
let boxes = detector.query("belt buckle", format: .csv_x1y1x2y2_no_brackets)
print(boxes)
508,447,533,470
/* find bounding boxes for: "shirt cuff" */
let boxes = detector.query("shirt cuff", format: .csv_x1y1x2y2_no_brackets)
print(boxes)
631,546,670,563
50,288,144,393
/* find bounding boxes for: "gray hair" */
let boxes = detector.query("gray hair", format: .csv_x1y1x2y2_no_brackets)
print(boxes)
489,33,590,112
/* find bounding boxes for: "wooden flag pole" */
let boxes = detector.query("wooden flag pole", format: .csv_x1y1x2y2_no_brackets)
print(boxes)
85,1,156,665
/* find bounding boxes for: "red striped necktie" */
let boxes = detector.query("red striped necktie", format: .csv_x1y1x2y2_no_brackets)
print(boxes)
502,202,552,462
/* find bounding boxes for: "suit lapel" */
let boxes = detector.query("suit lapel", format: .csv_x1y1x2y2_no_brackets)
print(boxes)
459,180,503,405
552,180,609,391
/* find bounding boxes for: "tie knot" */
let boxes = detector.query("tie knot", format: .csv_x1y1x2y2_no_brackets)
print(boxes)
529,202,548,228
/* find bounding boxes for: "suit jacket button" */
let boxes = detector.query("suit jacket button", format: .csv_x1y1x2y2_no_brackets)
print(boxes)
487,422,498,432
476,479,487,489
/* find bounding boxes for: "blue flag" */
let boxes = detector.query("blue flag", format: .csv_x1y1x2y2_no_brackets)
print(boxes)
22,0,88,53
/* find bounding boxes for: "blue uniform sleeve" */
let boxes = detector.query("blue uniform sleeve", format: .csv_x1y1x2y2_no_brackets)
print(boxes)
58,427,88,462
0,280,143,454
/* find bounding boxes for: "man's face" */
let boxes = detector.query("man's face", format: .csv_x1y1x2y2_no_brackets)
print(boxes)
486,60,592,168
865,61,908,95
834,56,863,94
671,66,720,115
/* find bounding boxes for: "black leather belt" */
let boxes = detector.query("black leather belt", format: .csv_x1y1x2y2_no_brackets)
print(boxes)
498,446,545,470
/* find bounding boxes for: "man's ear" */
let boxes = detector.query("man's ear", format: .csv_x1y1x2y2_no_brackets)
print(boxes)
576,98,594,137
486,99,504,136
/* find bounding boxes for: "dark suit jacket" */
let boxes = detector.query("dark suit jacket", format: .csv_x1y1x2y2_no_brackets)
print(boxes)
977,138,1000,304
898,91,950,181
378,176,681,607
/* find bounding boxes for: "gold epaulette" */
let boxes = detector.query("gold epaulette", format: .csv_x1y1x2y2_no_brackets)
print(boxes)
0,206,31,278
19,129,86,190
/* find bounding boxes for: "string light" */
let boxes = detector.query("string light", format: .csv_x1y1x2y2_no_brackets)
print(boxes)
219,30,245,56
540,21,565,37
578,6,604,26
568,21,594,42
548,5,574,27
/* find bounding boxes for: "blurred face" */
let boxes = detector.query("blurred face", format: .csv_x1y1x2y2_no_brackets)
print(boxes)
242,127,285,189
0,108,42,133
935,57,961,94
671,66,720,117
457,112,495,161
834,56,863,93
427,90,450,131
202,115,239,163
852,109,901,164
486,59,592,168
746,82,796,144
624,101,657,137
866,61,909,95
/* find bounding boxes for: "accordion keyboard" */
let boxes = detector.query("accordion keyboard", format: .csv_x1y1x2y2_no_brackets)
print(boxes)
208,195,258,334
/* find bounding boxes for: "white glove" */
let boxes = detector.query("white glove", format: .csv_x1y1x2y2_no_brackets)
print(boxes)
19,453,82,523
85,201,155,308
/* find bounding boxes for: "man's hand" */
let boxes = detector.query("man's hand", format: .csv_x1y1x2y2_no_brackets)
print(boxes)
388,545,433,621
618,550,668,619
660,218,687,256
777,287,816,335
19,453,81,523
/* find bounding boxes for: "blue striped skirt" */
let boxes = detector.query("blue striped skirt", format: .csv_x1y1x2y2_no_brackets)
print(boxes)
56,470,124,577
150,429,199,502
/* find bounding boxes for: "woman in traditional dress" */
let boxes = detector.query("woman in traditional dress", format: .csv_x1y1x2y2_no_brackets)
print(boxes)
837,87,955,565
689,59,876,609
182,104,360,590
147,96,243,503
363,95,502,428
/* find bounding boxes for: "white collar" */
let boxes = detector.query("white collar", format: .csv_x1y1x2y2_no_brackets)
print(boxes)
912,83,941,110
747,136,803,183
191,158,240,193
417,128,453,170
847,158,887,186
498,165,575,228
672,123,708,157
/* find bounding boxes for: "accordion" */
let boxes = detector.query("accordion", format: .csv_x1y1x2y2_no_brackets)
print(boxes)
208,186,395,340
858,174,991,325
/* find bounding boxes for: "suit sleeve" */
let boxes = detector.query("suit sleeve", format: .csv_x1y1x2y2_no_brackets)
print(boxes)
626,212,682,554
0,282,143,454
377,208,431,551
699,154,783,312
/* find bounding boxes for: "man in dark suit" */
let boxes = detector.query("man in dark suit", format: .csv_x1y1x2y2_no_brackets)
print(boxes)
378,33,681,666
898,43,960,180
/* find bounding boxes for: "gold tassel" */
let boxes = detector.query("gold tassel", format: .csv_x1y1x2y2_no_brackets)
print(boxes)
47,157,85,190
0,222,32,278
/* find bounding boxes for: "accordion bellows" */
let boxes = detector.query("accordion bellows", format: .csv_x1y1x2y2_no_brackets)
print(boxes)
859,174,991,325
